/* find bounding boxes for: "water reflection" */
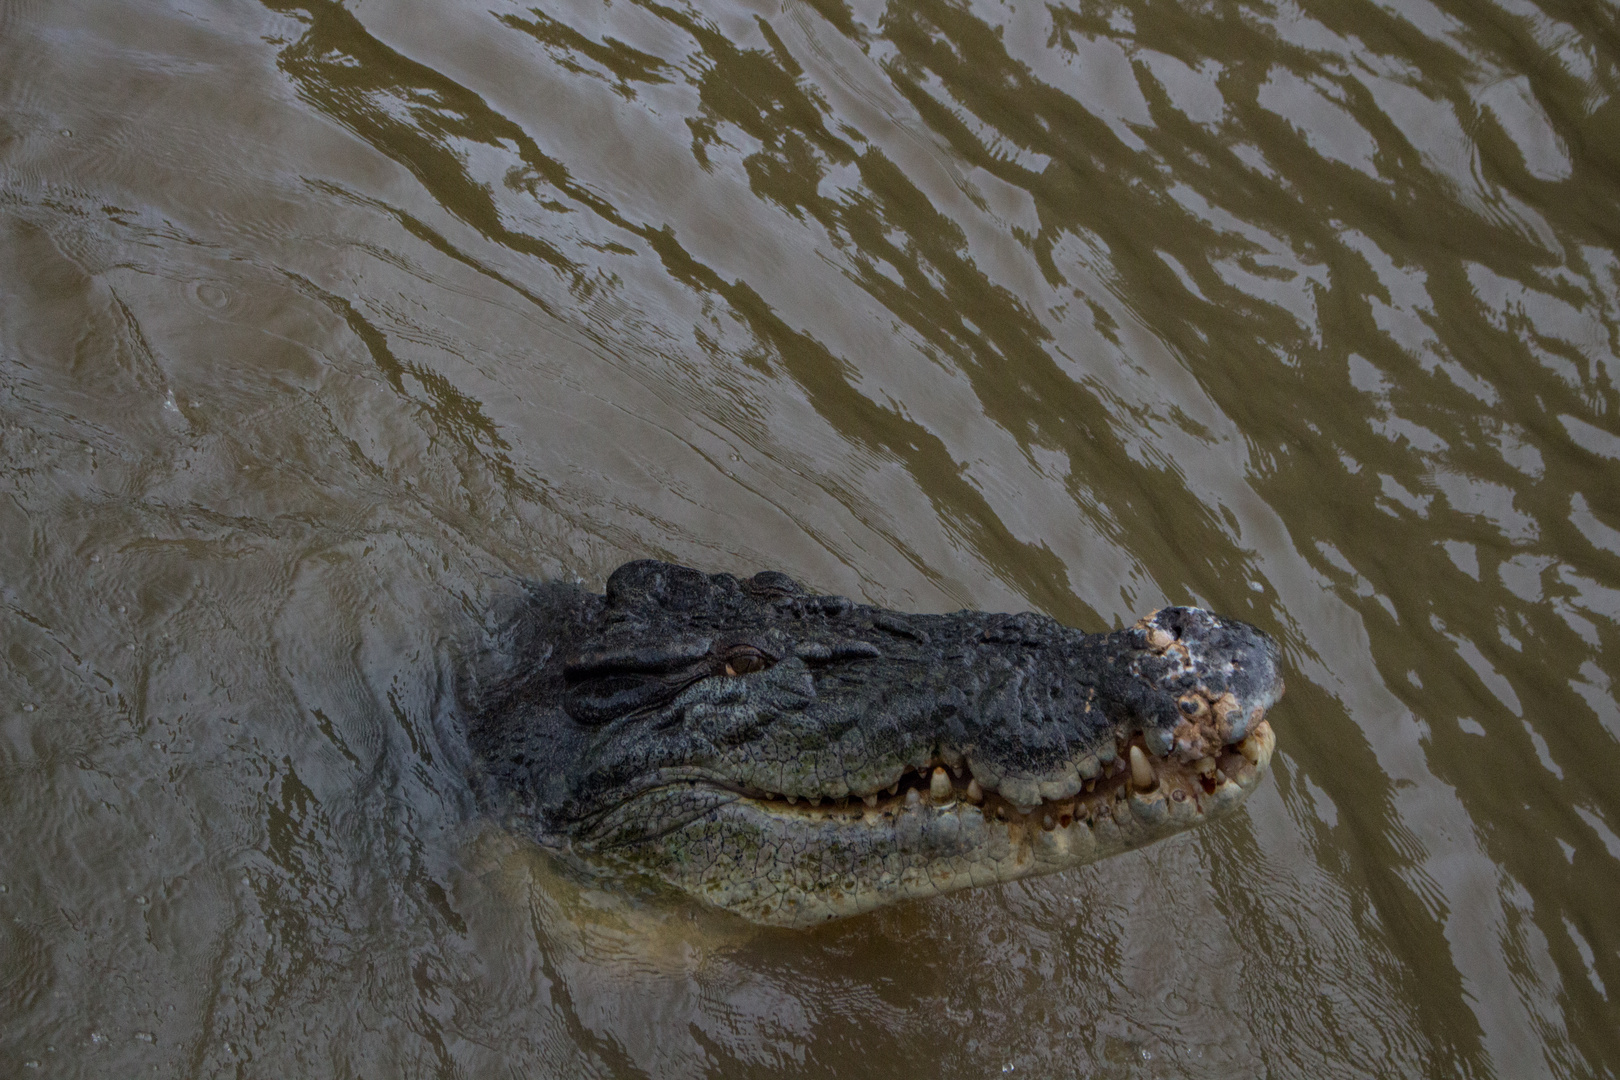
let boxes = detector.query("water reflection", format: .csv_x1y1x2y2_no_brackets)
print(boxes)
1,0,1616,1074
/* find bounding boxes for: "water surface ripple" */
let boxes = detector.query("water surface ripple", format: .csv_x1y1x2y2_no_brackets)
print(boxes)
1,0,1617,1075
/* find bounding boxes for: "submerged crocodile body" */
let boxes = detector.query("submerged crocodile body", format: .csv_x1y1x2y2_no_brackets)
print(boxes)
462,560,1284,927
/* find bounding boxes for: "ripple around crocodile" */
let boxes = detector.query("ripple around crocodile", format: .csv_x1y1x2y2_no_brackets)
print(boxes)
460,560,1284,926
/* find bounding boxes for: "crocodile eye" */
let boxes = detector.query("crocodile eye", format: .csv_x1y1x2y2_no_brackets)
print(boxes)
723,647,772,676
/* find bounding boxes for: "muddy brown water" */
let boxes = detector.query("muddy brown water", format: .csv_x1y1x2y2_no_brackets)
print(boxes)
2,0,1617,1075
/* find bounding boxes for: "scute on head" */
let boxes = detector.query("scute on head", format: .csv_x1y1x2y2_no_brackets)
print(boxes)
605,559,728,610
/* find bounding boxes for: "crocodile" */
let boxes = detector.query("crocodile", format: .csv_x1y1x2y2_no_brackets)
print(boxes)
461,560,1284,927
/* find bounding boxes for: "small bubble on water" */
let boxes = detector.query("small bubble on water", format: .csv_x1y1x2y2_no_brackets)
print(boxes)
135,1031,155,1043
90,554,100,562
23,1060,39,1070
90,1032,106,1044
22,704,35,712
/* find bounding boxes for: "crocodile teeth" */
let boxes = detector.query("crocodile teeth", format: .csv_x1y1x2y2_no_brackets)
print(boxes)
1238,720,1276,768
905,788,921,806
930,767,952,801
965,779,983,802
1128,745,1156,792
862,792,878,807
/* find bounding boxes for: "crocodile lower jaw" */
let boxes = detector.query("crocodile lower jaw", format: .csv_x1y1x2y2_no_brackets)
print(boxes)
600,721,1274,927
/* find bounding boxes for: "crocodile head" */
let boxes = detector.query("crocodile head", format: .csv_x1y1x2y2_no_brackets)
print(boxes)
465,560,1284,927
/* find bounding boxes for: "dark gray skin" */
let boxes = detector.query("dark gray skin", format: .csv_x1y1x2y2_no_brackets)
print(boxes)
462,560,1284,926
